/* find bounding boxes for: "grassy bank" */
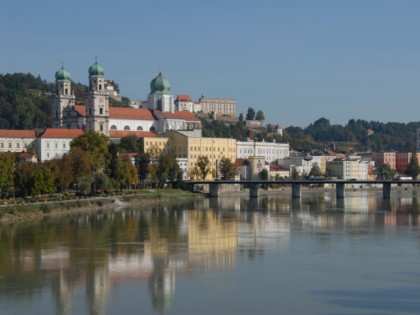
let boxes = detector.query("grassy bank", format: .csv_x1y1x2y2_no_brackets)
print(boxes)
0,189,200,222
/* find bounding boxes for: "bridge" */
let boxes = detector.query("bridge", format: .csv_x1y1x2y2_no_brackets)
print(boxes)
183,179,420,199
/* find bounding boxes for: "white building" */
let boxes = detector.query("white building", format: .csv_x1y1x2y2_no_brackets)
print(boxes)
0,130,36,152
275,156,323,177
199,97,236,117
326,160,369,180
37,129,84,162
237,140,289,163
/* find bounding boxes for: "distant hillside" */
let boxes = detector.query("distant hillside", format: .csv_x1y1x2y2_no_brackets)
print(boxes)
0,73,130,130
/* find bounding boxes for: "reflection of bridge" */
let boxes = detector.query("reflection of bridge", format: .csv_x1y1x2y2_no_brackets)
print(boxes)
184,180,420,199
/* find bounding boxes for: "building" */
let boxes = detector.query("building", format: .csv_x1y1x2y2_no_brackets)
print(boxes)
326,160,369,180
237,139,289,163
275,155,324,177
164,130,237,180
0,130,36,153
269,164,290,179
395,152,420,173
37,128,84,162
198,97,236,117
371,152,396,170
55,63,201,135
175,95,201,113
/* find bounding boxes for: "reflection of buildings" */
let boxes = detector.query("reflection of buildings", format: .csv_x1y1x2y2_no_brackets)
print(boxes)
6,194,420,314
188,211,238,269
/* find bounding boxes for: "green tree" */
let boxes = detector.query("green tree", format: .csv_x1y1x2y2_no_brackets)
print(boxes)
136,152,151,187
14,162,34,197
196,156,211,180
407,152,420,179
378,164,397,180
259,168,269,189
255,110,265,121
119,135,141,153
246,107,255,120
70,130,109,172
218,157,237,180
31,166,56,196
309,163,322,177
0,153,15,198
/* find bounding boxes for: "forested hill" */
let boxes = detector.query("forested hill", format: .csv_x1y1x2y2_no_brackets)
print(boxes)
0,73,129,130
0,73,54,129
284,117,420,153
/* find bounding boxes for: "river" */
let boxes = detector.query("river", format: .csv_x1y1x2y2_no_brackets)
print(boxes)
1,190,420,315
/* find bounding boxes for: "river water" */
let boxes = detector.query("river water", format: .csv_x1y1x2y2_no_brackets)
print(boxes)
1,190,420,315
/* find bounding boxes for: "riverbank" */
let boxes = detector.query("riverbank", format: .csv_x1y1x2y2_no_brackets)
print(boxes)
0,189,202,223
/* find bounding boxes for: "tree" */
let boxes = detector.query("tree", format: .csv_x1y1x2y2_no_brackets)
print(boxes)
407,152,420,179
119,135,141,153
196,156,211,180
70,130,109,172
246,107,255,121
309,163,322,177
218,157,237,180
14,162,34,197
0,153,15,198
378,164,397,180
255,110,265,121
259,168,269,189
31,166,56,196
136,152,151,187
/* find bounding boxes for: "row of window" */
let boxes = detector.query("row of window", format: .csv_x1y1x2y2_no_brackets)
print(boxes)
46,142,67,149
0,142,30,149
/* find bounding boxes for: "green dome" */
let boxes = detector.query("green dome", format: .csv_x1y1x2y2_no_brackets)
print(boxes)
88,62,105,76
55,67,71,81
150,72,171,94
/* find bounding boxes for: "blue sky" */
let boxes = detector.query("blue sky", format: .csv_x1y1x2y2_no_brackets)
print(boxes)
2,0,420,127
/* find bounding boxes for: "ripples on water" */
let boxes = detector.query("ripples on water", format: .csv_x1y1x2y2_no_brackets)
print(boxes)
1,190,420,314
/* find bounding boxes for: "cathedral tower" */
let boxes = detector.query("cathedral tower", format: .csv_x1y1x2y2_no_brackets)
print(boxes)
85,61,109,136
52,66,75,128
147,72,175,113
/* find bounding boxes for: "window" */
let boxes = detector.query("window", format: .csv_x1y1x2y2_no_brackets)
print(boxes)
137,126,143,131
124,126,130,131
17,143,20,148
100,124,103,131
100,108,103,115
63,143,66,148
0,143,3,148
111,125,117,130
55,143,58,148
47,142,50,148
8,143,12,148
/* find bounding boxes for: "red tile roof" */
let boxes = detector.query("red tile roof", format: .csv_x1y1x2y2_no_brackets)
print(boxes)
40,129,84,139
176,95,192,102
156,110,199,121
110,107,156,120
108,130,157,138
0,129,35,138
74,105,86,116
74,106,156,121
270,164,289,172
234,158,246,166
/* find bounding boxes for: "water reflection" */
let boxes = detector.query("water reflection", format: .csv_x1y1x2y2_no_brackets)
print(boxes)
1,191,420,314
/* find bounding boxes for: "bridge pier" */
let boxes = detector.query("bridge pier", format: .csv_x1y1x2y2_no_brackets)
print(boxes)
209,183,220,197
383,183,391,199
292,183,301,198
249,184,259,198
336,183,345,198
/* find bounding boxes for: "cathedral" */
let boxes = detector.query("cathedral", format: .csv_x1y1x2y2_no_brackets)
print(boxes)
52,62,201,136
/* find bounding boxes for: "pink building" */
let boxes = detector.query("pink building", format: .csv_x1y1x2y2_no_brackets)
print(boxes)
395,152,420,173
371,152,396,170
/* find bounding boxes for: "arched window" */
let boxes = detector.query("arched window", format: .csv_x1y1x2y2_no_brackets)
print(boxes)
150,126,156,132
100,108,103,115
99,84,102,90
124,126,130,131
100,124,103,131
110,125,117,130
65,88,68,95
137,126,143,131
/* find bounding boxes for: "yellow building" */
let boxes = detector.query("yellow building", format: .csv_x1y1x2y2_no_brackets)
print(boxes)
142,136,169,155
165,130,237,180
